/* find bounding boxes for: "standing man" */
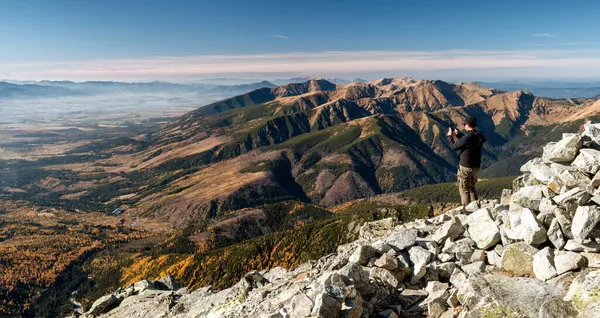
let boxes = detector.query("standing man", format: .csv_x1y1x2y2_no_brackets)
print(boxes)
447,116,486,211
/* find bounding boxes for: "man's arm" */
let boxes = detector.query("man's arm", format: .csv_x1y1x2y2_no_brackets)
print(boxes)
450,133,470,151
447,131,465,148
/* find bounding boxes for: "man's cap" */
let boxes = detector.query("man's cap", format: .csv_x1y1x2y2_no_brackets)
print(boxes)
463,116,477,127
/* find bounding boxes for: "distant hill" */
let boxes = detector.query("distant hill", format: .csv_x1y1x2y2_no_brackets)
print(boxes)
480,81,600,98
207,81,276,94
0,82,82,99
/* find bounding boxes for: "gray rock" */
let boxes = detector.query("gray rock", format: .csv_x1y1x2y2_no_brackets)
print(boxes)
385,228,418,251
528,161,554,184
446,288,459,308
500,189,512,205
374,253,398,270
582,252,600,268
554,251,586,275
157,275,180,291
501,242,539,276
454,272,569,318
432,217,464,244
538,298,579,318
85,294,120,317
461,261,486,276
433,262,457,279
408,245,433,284
312,293,341,318
469,249,486,263
572,205,600,243
377,309,399,318
437,253,454,263
369,267,399,289
442,237,475,254
547,217,566,250
542,134,581,163
371,240,394,254
564,239,600,252
415,239,439,256
572,148,600,175
133,280,156,293
359,218,396,240
349,245,378,265
427,298,447,318
486,250,502,268
338,262,369,289
558,170,593,191
592,171,600,188
533,247,557,281
583,121,600,145
466,208,500,250
510,186,544,211
503,205,547,245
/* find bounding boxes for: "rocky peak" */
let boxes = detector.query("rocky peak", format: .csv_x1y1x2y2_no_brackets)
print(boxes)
82,124,600,317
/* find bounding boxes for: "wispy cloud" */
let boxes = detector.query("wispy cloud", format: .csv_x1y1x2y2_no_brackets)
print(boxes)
533,33,554,37
271,34,291,40
4,49,600,81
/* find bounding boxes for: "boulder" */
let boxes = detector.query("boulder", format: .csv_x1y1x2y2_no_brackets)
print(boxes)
533,247,557,281
431,217,464,244
564,239,600,252
554,251,586,275
542,134,581,163
312,293,341,318
85,294,120,317
572,205,600,243
583,121,600,145
572,148,600,175
500,189,512,205
359,218,396,240
349,245,378,265
501,242,539,276
530,162,554,184
442,237,475,254
510,186,544,211
385,228,418,251
486,250,502,268
408,245,433,284
369,267,399,289
582,252,600,268
503,205,547,245
374,254,398,270
461,261,486,276
338,262,369,289
455,273,572,318
133,280,156,293
437,253,454,263
592,171,600,188
157,275,180,291
466,208,500,250
547,218,566,250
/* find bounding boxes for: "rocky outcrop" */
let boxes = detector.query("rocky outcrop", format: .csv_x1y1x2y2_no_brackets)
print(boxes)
84,122,600,317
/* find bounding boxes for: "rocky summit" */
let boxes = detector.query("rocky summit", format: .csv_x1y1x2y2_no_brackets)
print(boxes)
81,122,600,317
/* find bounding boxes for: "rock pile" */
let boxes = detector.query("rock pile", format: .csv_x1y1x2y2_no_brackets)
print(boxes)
85,122,600,318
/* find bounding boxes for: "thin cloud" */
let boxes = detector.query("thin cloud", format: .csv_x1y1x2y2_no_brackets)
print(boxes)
533,33,553,37
271,34,291,40
4,49,600,81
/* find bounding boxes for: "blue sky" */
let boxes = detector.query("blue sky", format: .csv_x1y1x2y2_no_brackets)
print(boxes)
1,0,600,81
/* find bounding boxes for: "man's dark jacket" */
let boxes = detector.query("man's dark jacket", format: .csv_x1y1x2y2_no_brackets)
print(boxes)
447,129,486,168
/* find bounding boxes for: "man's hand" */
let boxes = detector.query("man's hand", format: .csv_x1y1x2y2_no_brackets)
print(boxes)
447,127,454,136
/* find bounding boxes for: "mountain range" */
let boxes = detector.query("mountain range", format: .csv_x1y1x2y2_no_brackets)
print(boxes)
41,77,597,230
